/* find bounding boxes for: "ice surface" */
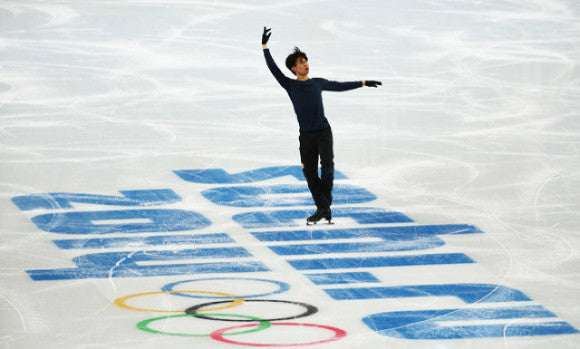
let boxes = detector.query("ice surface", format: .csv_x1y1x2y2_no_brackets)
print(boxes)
1,0,579,348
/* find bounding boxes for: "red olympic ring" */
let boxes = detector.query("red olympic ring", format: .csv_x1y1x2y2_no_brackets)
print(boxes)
210,322,347,347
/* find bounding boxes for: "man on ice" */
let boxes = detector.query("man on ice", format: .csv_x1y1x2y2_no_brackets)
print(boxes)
261,26,381,225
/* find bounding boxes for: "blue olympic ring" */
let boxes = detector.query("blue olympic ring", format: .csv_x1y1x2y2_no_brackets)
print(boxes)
161,277,290,299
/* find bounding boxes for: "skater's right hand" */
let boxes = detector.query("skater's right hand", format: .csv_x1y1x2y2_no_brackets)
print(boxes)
262,26,271,47
364,80,382,88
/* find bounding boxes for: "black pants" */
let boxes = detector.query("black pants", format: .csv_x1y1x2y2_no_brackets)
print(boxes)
299,127,334,210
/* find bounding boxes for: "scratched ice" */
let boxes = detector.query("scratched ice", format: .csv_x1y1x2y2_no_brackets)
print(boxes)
1,0,579,348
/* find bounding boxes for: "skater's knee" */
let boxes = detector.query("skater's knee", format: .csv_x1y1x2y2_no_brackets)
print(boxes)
320,164,334,176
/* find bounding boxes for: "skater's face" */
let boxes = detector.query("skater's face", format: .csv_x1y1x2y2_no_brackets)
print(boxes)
292,57,309,78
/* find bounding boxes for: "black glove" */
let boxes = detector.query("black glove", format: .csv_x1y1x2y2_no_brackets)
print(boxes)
262,26,271,45
365,80,382,88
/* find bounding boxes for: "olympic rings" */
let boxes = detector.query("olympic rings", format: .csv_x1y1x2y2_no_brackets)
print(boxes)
210,322,348,347
114,278,347,346
185,299,318,322
162,277,290,299
136,313,271,337
114,290,244,313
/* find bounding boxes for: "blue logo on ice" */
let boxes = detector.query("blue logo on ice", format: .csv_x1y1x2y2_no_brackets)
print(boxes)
11,165,579,340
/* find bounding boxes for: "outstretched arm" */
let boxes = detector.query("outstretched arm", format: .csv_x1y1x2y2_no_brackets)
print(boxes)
322,79,363,91
262,27,291,89
322,79,382,91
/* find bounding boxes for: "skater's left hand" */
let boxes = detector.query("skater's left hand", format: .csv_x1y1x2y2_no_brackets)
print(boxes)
364,80,382,88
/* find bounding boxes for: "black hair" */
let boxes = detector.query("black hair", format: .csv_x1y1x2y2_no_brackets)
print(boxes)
285,47,308,75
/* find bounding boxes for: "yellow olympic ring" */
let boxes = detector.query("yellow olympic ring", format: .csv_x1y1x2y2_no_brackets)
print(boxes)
113,291,244,313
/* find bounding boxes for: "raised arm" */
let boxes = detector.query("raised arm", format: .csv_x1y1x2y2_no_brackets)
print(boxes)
262,27,291,89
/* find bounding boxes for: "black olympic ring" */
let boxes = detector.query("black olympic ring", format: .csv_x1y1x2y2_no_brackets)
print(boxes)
185,299,318,322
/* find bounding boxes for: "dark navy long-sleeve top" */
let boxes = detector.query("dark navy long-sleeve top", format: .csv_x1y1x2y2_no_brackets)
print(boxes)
264,48,362,132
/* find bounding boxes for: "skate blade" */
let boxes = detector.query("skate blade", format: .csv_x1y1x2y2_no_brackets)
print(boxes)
306,220,333,226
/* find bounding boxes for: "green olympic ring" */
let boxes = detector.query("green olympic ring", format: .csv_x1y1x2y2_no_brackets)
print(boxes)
136,313,271,337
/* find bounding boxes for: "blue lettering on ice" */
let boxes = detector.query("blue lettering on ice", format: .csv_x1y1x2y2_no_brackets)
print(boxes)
252,225,481,254
362,305,579,339
201,184,376,207
53,233,234,249
27,247,268,280
269,240,445,255
174,166,347,184
325,283,531,303
233,207,413,228
287,253,474,270
31,209,211,234
258,225,482,268
12,189,181,211
251,224,482,242
306,272,380,285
